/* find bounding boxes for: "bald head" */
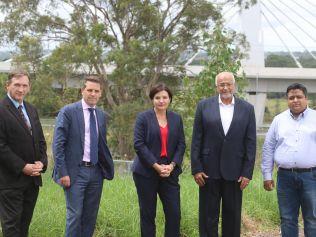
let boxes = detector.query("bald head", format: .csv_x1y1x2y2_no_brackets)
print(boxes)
215,72,235,86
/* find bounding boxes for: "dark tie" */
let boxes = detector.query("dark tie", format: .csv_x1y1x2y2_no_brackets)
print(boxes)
18,105,32,133
88,108,98,165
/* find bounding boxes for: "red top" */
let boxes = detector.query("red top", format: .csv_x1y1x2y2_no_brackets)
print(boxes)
160,125,168,158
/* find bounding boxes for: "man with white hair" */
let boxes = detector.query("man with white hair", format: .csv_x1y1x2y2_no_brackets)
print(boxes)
191,72,256,237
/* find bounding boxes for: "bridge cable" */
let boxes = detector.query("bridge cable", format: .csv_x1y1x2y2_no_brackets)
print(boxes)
278,0,316,30
303,0,316,9
261,1,316,60
265,0,316,42
289,0,316,18
260,9,302,68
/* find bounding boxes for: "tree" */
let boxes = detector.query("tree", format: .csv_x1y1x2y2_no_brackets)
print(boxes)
265,54,298,67
0,0,256,158
173,20,249,167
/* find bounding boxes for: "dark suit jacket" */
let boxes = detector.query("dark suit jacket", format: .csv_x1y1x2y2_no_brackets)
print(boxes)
52,101,114,184
0,96,48,189
132,109,186,177
191,96,256,180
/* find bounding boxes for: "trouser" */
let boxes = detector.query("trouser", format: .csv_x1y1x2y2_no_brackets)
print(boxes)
199,178,242,237
0,183,39,237
133,172,181,237
277,169,316,237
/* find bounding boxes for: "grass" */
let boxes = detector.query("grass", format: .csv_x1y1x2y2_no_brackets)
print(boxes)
1,130,281,237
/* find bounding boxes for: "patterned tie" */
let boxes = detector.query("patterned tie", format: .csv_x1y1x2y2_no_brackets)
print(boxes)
18,105,32,133
88,108,98,165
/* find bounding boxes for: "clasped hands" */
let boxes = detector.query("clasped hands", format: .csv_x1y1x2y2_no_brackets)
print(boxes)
22,161,44,176
153,163,174,177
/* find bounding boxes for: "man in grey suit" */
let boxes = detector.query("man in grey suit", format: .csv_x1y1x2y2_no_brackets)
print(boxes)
52,76,114,237
191,72,256,237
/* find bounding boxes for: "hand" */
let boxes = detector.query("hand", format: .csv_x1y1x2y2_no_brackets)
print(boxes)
194,172,209,187
22,164,42,176
59,176,71,188
32,161,44,176
263,180,275,191
153,163,171,177
238,176,250,190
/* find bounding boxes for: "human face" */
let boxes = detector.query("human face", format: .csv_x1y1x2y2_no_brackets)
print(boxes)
287,89,307,116
216,73,235,104
152,90,170,112
6,75,30,103
81,81,102,107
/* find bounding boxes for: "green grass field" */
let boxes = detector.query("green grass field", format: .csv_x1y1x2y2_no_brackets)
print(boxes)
1,128,281,237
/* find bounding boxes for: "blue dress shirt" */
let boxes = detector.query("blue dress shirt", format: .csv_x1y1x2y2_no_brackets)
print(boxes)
262,108,316,180
7,93,32,128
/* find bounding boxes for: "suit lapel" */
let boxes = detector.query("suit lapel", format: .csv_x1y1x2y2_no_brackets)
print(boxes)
166,111,173,155
3,96,32,136
75,102,85,150
212,97,225,137
150,109,162,148
95,108,103,144
225,97,240,137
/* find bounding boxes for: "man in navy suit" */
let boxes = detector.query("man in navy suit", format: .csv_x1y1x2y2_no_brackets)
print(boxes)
52,76,114,237
191,72,256,237
0,70,47,237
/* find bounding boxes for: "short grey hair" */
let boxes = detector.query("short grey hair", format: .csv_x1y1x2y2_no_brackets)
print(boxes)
215,72,235,86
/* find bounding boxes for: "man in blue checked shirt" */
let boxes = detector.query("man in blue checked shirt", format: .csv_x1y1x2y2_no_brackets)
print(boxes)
262,83,316,237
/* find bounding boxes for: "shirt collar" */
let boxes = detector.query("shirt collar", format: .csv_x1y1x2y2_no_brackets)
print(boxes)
81,99,96,110
7,93,24,109
289,107,309,120
218,95,235,106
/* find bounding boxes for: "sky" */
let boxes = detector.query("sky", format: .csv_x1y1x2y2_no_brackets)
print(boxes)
1,0,315,53
223,0,316,52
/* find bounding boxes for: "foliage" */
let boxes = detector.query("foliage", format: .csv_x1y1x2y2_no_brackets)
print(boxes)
265,54,298,68
173,20,249,161
0,73,6,98
0,0,256,158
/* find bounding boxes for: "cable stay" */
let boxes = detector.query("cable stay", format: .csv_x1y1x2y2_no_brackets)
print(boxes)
279,0,316,30
290,0,316,18
261,1,316,60
261,10,302,68
266,0,316,42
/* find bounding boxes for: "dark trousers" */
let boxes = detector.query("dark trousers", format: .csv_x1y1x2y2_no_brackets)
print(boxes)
0,183,39,237
199,179,242,237
133,172,181,237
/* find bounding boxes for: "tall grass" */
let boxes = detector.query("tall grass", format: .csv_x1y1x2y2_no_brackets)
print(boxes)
0,130,281,237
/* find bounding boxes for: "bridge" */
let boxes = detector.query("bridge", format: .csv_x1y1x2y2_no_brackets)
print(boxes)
1,1,315,126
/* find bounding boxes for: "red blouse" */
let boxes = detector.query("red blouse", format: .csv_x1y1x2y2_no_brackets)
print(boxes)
160,125,168,158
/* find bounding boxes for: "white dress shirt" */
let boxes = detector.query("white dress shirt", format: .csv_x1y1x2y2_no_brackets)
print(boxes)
218,95,235,135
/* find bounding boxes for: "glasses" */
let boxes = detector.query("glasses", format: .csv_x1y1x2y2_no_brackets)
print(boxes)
217,83,234,88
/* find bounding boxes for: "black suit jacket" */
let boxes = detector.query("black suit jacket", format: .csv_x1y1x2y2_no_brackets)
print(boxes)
0,96,48,189
191,96,256,180
132,109,186,177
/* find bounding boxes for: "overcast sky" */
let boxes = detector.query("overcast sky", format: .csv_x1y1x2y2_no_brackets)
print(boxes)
224,0,316,52
1,0,315,53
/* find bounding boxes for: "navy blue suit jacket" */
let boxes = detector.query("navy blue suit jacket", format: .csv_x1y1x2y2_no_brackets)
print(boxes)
52,101,114,184
191,96,256,180
132,109,186,177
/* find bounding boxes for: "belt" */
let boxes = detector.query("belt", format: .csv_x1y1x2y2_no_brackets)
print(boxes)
81,161,94,167
279,167,316,173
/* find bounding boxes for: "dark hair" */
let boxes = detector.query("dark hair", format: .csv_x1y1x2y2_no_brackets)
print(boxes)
149,83,173,102
7,69,30,84
82,75,103,89
286,83,307,97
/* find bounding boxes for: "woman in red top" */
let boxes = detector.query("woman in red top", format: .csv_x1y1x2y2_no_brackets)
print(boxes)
132,83,186,237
